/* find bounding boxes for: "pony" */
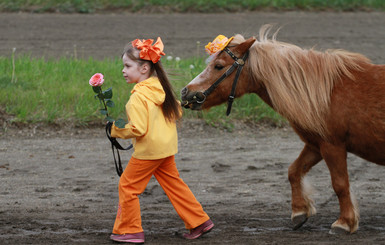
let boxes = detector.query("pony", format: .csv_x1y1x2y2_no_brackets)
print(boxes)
181,24,385,234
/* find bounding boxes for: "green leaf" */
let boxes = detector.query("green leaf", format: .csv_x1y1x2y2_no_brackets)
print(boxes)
92,86,101,94
100,109,108,115
106,100,115,108
103,87,113,99
106,116,115,122
98,93,105,100
115,118,126,128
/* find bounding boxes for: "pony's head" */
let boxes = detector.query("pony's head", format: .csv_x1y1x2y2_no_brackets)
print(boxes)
181,35,256,111
182,25,370,137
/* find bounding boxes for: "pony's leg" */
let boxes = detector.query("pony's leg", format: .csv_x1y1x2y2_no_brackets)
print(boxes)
288,144,322,229
320,143,359,234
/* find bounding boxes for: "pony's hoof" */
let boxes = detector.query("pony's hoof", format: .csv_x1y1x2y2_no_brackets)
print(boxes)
329,226,350,235
292,213,308,230
329,222,350,235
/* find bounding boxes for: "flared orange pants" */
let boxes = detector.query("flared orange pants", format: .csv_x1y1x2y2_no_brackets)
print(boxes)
112,155,210,234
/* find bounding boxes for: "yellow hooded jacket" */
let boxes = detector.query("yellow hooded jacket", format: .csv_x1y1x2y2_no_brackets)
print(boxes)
111,77,178,160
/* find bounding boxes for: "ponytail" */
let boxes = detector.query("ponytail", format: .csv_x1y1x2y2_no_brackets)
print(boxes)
154,61,182,122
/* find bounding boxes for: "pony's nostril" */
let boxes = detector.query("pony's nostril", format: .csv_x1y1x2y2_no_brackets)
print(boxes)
181,87,188,96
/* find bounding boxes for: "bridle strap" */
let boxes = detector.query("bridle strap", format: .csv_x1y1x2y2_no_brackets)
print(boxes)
201,47,249,116
105,122,133,176
203,62,238,98
226,50,248,115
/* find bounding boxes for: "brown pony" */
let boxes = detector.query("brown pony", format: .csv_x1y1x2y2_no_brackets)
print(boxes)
181,25,385,234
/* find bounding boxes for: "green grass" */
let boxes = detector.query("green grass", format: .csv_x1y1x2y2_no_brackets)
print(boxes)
0,0,384,13
0,53,284,128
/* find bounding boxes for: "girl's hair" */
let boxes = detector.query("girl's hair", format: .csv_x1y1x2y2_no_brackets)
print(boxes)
123,44,182,122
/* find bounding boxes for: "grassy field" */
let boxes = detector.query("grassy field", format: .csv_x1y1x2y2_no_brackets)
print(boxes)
3,0,379,128
0,54,283,129
1,0,384,13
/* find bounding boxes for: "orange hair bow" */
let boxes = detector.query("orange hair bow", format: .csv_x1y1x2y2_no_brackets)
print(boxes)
132,37,165,63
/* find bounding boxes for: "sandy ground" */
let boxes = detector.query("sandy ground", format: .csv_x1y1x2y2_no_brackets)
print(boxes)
1,11,385,244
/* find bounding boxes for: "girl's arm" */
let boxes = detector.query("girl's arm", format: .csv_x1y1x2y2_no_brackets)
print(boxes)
111,94,148,139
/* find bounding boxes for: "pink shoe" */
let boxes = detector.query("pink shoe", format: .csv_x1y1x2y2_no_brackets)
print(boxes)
110,232,145,243
184,219,214,240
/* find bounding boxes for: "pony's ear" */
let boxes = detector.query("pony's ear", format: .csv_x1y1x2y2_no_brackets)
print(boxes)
235,37,256,55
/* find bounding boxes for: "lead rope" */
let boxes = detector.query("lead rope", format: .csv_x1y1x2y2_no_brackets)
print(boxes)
105,122,133,177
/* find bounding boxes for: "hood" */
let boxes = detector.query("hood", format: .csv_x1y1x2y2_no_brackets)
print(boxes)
131,77,165,105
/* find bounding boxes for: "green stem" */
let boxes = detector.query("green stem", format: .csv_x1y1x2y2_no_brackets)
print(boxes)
11,48,16,83
98,86,109,117
101,99,109,117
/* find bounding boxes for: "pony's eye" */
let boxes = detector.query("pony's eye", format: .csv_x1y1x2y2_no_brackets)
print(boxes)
214,64,224,70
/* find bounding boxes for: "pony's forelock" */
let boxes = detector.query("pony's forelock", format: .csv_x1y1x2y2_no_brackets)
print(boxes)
231,34,246,45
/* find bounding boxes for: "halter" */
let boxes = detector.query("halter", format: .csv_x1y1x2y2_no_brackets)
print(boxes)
192,47,249,116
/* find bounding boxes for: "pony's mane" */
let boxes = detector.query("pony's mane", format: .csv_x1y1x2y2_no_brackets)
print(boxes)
235,25,371,137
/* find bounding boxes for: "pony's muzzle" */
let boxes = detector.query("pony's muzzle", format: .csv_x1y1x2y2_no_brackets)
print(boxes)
181,87,205,110
181,87,191,109
181,87,188,97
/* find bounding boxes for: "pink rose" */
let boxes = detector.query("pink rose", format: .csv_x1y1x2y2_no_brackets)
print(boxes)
89,73,104,87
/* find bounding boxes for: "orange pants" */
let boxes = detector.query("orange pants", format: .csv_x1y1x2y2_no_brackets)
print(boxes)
112,155,210,234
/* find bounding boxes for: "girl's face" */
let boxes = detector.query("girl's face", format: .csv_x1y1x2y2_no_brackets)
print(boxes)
122,53,150,84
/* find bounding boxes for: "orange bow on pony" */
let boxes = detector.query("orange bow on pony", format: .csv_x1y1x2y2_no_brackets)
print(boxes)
132,37,165,63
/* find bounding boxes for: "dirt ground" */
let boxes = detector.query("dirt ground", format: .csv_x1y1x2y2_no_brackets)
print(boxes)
1,12,385,244
1,12,385,63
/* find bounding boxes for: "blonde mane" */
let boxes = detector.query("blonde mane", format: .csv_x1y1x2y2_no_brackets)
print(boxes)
238,25,371,137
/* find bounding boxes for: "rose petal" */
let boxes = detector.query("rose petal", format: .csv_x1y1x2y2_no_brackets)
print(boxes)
89,73,104,87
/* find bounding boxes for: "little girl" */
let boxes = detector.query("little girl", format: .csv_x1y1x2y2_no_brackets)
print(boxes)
109,37,213,243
